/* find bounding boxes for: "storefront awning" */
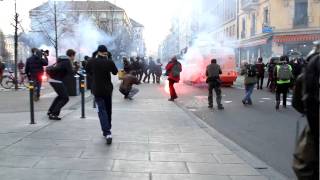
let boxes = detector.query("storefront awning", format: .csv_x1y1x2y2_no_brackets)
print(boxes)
273,34,320,43
239,38,268,48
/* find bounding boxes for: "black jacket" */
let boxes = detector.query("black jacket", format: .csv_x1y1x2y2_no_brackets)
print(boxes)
86,55,118,97
25,55,48,78
48,56,73,82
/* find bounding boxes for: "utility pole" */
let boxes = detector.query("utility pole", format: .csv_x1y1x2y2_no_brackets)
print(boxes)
54,0,58,57
14,0,19,90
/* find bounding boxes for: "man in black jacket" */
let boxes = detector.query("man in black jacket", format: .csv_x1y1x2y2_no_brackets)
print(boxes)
86,45,118,144
25,48,48,101
47,54,74,120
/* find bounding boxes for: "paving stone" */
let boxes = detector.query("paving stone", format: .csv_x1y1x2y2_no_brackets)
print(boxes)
151,152,218,163
187,163,261,175
0,167,68,180
34,157,113,171
180,144,232,154
152,174,231,180
113,160,188,173
230,176,269,180
66,171,149,180
81,149,149,160
0,132,30,146
0,154,41,168
214,154,245,164
118,143,180,153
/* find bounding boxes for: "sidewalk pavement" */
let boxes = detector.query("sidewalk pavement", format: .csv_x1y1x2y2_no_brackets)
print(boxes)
0,83,272,180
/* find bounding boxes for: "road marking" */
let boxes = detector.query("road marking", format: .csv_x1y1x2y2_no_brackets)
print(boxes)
261,98,271,100
224,101,232,104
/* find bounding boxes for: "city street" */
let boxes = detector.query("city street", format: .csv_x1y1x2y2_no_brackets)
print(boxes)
173,80,305,179
0,80,290,180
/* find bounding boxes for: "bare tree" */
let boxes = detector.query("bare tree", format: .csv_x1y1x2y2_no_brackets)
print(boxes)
30,1,76,57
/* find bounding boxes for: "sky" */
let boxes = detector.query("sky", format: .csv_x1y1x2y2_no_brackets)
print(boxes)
0,0,187,54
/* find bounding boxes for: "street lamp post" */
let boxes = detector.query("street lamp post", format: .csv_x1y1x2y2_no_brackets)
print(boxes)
14,0,18,90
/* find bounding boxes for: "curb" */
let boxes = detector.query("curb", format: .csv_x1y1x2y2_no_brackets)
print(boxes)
175,101,289,180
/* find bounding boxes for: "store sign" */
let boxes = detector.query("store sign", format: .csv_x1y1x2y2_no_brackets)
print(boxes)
262,26,273,33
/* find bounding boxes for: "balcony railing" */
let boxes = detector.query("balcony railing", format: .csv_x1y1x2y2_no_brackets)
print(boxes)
241,0,259,11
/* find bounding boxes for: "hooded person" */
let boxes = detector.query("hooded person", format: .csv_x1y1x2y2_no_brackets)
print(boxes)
165,56,182,101
86,45,118,145
46,54,74,120
119,71,140,100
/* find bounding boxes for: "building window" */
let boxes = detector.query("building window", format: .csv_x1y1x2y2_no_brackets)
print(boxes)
263,7,269,25
251,13,256,36
241,17,246,38
294,0,308,27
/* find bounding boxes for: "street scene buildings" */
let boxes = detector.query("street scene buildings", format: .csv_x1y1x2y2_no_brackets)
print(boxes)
159,0,320,65
0,1,319,180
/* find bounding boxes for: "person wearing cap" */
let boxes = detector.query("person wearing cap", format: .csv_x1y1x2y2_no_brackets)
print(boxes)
274,55,293,110
46,51,75,120
86,45,118,145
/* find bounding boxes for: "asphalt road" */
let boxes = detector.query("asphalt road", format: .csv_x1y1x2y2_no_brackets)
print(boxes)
174,82,305,179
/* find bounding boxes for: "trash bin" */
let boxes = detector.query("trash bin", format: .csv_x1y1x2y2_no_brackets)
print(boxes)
65,74,80,96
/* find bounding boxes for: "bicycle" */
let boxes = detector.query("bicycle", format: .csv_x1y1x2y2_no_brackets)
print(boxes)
0,70,29,89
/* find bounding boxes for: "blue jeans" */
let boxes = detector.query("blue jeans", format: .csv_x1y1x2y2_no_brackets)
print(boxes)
243,84,255,104
95,96,112,136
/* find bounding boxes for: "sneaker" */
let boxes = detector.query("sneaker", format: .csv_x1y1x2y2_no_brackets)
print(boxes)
47,111,52,116
218,106,224,110
168,98,174,101
208,105,213,109
49,114,61,120
106,135,112,145
242,100,246,105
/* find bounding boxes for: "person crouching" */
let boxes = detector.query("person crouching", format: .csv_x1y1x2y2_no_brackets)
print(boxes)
119,71,140,100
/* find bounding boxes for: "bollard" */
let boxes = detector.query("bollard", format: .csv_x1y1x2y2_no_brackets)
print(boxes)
80,79,85,118
29,81,35,124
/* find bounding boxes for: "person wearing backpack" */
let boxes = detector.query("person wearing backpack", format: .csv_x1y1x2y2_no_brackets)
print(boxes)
165,56,182,101
255,57,265,90
206,59,224,110
46,52,74,120
240,61,257,105
274,55,293,110
292,41,319,180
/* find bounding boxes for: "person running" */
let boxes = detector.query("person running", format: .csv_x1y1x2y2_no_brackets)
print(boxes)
255,57,265,90
241,61,257,105
119,71,140,100
25,48,48,101
274,55,293,110
206,59,224,110
46,53,74,120
86,45,118,145
165,56,182,101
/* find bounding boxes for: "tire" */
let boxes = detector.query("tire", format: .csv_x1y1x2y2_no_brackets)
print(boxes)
1,76,14,89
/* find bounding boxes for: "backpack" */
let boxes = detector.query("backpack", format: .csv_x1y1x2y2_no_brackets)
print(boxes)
45,63,57,79
278,64,292,80
247,64,257,77
172,63,181,78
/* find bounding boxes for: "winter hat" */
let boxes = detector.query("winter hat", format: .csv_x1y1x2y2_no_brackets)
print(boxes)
97,45,108,52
